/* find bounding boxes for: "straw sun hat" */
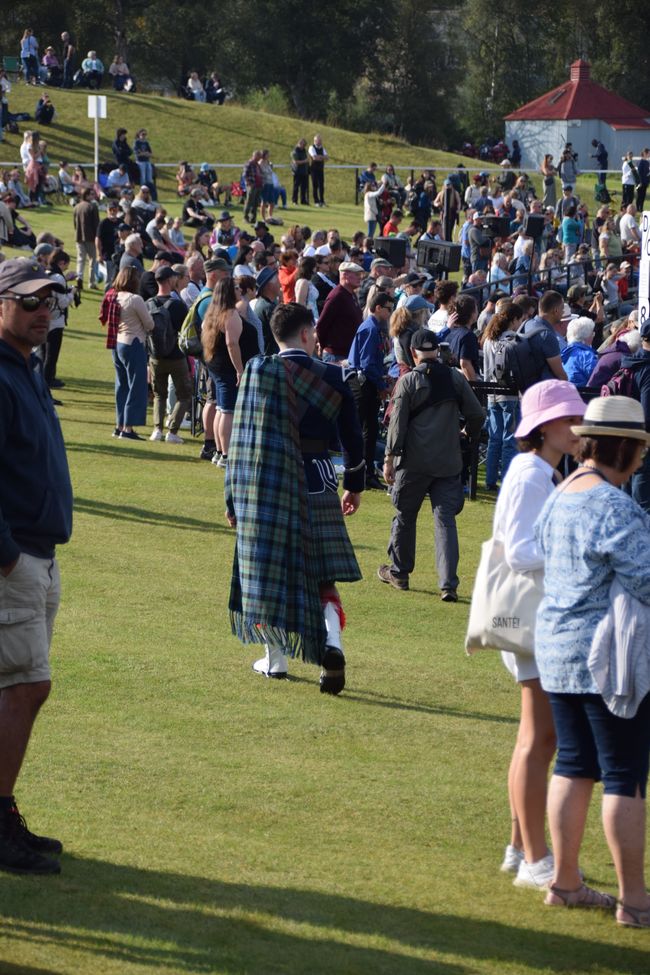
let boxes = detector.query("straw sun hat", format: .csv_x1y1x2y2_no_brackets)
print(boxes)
571,396,650,443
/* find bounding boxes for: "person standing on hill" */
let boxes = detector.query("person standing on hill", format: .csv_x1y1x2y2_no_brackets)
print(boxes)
0,258,73,876
308,135,328,208
291,138,310,206
60,32,76,88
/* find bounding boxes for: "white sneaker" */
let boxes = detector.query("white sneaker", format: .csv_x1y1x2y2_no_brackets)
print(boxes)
149,429,163,442
216,454,228,468
513,853,555,889
500,845,524,874
165,432,184,444
211,452,222,466
180,417,191,430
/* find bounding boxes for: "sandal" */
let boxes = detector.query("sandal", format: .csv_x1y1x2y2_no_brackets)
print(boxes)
545,884,616,910
616,901,650,928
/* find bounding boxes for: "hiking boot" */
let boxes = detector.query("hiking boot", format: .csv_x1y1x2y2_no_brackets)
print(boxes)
377,564,409,591
0,806,61,875
5,802,62,856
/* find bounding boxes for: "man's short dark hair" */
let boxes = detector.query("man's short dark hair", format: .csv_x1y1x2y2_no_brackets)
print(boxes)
270,302,314,343
369,292,393,313
513,293,537,316
455,293,477,327
539,290,564,316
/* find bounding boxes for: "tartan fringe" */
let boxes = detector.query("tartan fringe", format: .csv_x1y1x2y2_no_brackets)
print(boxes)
229,611,304,659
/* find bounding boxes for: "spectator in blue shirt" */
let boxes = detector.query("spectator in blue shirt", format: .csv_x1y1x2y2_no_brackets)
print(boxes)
560,205,582,263
561,317,598,386
348,292,393,488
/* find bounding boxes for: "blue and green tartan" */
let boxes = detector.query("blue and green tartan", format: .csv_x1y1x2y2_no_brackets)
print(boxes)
226,355,361,664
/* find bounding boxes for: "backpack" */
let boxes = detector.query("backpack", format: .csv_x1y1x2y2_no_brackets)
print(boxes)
146,297,178,358
601,362,642,399
594,182,611,204
498,324,548,393
179,288,212,357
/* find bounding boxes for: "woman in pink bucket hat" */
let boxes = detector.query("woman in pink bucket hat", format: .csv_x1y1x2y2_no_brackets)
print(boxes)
490,380,586,888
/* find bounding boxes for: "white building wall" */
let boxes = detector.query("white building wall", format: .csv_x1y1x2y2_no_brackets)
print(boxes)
506,119,650,174
505,120,569,172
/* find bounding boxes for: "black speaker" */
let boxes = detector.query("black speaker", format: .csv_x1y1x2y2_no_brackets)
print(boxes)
373,236,407,268
482,215,511,239
522,213,545,240
416,239,461,273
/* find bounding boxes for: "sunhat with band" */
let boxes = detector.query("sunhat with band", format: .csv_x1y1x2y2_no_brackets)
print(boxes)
515,380,586,439
571,396,650,443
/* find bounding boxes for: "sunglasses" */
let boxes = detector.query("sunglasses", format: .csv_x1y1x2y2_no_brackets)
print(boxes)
0,294,56,312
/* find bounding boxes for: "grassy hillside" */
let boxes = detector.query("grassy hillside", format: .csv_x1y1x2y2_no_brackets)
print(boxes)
2,86,469,203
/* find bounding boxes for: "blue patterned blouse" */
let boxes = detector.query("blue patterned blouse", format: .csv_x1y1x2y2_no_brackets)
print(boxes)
534,482,650,694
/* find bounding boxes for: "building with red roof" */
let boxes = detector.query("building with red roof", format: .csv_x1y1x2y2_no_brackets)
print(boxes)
504,60,650,173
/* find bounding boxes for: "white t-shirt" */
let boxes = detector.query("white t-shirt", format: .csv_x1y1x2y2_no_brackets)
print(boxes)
492,452,556,573
622,160,636,186
427,308,448,333
619,213,640,243
308,144,328,161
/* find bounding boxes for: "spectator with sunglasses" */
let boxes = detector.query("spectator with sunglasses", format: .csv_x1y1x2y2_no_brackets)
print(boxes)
0,258,73,876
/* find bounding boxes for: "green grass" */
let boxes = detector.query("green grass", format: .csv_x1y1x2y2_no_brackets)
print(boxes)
1,84,604,214
0,199,647,974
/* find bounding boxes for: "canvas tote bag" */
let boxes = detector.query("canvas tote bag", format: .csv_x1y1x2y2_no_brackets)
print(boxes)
465,535,543,657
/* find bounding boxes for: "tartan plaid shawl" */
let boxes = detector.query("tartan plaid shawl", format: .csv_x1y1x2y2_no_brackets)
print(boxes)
227,354,342,663
99,289,121,350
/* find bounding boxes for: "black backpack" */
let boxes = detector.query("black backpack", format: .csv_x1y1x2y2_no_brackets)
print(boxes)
498,324,549,393
146,297,177,358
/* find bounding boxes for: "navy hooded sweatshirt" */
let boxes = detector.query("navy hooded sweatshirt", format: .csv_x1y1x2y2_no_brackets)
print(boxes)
0,338,73,565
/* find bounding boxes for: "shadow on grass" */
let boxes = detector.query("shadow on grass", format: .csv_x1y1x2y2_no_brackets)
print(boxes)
63,328,104,341
289,676,518,725
63,377,114,393
66,442,197,464
73,498,227,534
0,965,61,975
0,857,645,975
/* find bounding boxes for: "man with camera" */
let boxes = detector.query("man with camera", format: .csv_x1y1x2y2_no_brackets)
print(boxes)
378,328,484,601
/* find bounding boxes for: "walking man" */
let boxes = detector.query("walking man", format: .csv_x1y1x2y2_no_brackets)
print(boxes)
0,259,73,875
226,302,364,693
348,292,392,489
378,328,484,601
73,188,99,290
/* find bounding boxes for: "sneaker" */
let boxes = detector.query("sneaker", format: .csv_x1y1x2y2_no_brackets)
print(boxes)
216,454,228,468
179,417,192,430
149,429,163,442
211,452,223,466
112,427,121,438
200,445,217,461
441,589,458,603
500,844,524,874
514,853,555,889
5,802,62,856
165,432,184,444
377,564,409,591
119,430,143,441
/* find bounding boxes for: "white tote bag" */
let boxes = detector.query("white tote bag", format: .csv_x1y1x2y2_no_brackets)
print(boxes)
465,536,543,657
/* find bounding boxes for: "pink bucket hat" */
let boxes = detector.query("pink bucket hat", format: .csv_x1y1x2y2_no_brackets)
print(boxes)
515,380,586,439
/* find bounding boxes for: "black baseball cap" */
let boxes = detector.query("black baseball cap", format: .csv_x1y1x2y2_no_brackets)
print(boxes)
410,327,439,352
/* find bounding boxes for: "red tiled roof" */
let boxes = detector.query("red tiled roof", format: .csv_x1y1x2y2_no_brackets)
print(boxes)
504,60,650,125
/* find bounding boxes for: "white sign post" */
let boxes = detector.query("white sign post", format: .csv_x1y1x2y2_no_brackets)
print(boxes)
87,95,107,184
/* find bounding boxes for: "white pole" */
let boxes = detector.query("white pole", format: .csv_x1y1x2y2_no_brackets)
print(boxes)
94,113,99,184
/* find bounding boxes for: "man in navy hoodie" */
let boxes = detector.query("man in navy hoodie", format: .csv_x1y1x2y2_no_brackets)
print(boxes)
0,258,73,875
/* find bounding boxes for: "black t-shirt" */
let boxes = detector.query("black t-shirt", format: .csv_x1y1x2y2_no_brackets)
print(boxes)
148,294,187,360
139,270,157,301
97,216,119,260
183,199,205,222
447,326,480,373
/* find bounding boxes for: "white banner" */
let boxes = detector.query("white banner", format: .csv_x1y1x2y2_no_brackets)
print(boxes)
640,211,650,327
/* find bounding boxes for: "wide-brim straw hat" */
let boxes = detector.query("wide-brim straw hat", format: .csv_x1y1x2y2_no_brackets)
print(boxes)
571,395,650,443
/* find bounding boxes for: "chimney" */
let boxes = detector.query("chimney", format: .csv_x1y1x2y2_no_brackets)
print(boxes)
570,60,590,83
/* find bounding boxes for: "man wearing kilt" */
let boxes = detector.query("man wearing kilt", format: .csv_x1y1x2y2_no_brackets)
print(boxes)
225,302,365,694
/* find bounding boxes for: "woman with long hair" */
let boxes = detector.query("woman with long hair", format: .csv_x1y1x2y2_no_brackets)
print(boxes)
390,306,418,375
491,380,586,889
186,228,211,260
110,265,154,440
294,256,319,320
540,154,557,210
202,278,260,464
235,275,264,355
482,302,524,489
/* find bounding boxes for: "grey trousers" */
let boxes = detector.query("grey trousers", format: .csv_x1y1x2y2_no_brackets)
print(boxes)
76,241,97,286
387,470,464,591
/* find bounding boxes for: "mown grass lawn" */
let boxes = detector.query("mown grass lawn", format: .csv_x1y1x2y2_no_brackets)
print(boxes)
0,202,645,972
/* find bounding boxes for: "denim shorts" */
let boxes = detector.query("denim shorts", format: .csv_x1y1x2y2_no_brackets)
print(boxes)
549,691,650,798
208,368,237,413
261,184,275,204
0,553,60,688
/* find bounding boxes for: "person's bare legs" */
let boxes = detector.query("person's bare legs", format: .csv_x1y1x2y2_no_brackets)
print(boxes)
211,407,223,454
514,679,556,862
602,791,650,910
218,412,233,456
547,774,594,889
0,682,51,795
507,747,524,850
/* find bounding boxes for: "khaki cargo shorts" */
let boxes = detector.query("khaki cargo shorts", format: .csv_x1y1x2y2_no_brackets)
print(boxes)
0,553,61,689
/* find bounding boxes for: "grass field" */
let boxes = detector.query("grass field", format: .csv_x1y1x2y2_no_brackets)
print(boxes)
0,195,648,974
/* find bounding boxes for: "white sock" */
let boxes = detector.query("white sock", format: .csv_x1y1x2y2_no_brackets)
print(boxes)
323,601,343,651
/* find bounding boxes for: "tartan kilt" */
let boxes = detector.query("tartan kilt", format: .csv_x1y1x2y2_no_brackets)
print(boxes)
307,489,362,584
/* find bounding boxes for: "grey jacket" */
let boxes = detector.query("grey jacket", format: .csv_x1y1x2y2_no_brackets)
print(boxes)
386,363,485,477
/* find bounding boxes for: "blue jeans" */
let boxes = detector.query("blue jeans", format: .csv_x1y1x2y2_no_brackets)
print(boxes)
486,400,519,487
273,185,287,207
22,56,38,82
113,339,148,427
137,161,153,185
367,220,378,238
